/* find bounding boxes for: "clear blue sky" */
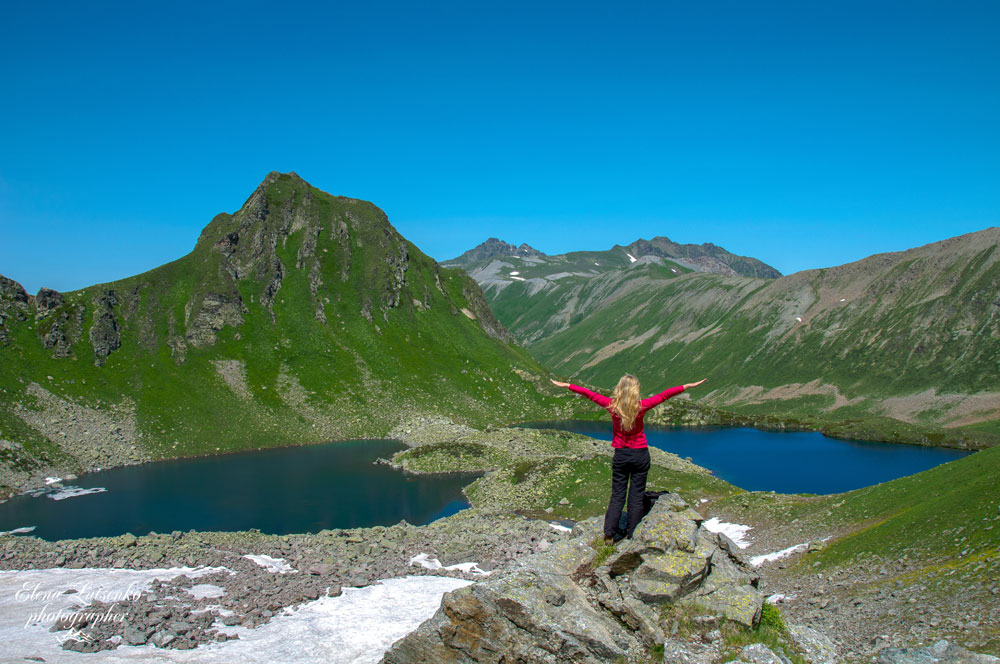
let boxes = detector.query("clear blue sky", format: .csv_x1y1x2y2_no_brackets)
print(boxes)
2,1,998,294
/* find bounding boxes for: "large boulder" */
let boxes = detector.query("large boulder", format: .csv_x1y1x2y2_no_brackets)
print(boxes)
382,538,641,663
381,494,765,663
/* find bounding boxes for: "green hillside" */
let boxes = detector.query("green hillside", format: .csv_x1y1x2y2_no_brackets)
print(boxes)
0,172,568,498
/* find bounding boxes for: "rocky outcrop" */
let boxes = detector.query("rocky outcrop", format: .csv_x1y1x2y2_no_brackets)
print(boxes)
462,281,515,345
35,287,64,314
382,495,764,663
40,305,84,358
382,242,409,311
0,274,31,346
184,292,246,348
88,290,120,365
601,494,763,629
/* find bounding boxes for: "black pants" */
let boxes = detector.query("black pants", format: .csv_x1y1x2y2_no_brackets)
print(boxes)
603,446,651,539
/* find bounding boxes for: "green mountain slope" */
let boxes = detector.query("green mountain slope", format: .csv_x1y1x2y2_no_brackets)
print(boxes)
0,172,566,498
459,228,1000,434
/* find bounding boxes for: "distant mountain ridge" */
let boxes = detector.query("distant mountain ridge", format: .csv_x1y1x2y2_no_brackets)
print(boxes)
0,172,564,498
457,227,1000,433
445,236,781,279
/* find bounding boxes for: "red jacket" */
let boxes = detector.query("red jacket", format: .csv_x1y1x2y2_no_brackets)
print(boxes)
567,383,685,448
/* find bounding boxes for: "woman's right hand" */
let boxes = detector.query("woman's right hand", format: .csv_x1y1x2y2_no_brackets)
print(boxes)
550,379,571,388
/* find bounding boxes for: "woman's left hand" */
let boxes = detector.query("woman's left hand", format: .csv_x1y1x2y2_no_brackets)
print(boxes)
683,379,707,389
550,379,571,388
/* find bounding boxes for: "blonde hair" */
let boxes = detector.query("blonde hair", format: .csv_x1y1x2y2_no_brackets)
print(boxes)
611,374,641,431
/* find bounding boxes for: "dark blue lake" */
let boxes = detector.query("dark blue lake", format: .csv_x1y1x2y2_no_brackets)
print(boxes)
518,421,972,494
0,440,478,541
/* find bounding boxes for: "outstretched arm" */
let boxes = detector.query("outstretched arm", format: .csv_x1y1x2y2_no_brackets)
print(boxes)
550,379,611,408
641,379,707,409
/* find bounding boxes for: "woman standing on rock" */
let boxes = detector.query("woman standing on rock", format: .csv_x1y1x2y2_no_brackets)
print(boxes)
550,374,706,544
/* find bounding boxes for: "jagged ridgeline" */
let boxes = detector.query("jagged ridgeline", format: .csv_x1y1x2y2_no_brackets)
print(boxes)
0,172,562,495
459,229,1000,433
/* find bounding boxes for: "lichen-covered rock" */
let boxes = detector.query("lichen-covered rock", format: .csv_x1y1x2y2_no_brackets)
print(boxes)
382,495,766,663
737,643,785,664
787,623,838,664
381,538,641,663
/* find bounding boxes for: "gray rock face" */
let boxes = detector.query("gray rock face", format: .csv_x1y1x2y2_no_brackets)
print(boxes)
89,290,121,365
878,639,1000,664
736,642,786,663
35,287,64,314
786,623,838,664
184,292,246,348
383,538,640,664
602,493,763,628
0,274,31,345
381,495,764,663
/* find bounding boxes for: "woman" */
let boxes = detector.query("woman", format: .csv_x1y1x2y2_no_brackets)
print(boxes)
550,374,706,544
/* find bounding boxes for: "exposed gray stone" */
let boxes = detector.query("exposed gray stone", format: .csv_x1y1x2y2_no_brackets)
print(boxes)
89,290,121,365
878,639,1000,664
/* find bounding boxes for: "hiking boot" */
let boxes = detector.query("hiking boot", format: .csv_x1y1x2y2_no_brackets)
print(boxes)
603,535,615,546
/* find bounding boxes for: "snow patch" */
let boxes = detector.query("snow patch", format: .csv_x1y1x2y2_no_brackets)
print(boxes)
750,542,808,566
0,565,469,663
699,498,708,504
548,522,572,533
408,553,493,577
749,536,832,566
509,271,520,276
44,477,62,485
766,593,793,604
25,485,109,501
0,526,36,535
188,584,227,600
243,554,297,574
702,517,752,549
510,276,525,281
626,253,637,263
795,317,802,322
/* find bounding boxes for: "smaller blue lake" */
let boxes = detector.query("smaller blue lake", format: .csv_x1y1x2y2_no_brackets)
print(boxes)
0,440,479,541
519,421,972,494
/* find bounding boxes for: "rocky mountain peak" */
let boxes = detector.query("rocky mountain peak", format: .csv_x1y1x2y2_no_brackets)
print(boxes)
627,236,781,279
444,238,545,266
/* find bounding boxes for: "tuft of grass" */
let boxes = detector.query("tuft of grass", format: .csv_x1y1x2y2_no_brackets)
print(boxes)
589,535,616,567
718,603,807,664
758,602,786,633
